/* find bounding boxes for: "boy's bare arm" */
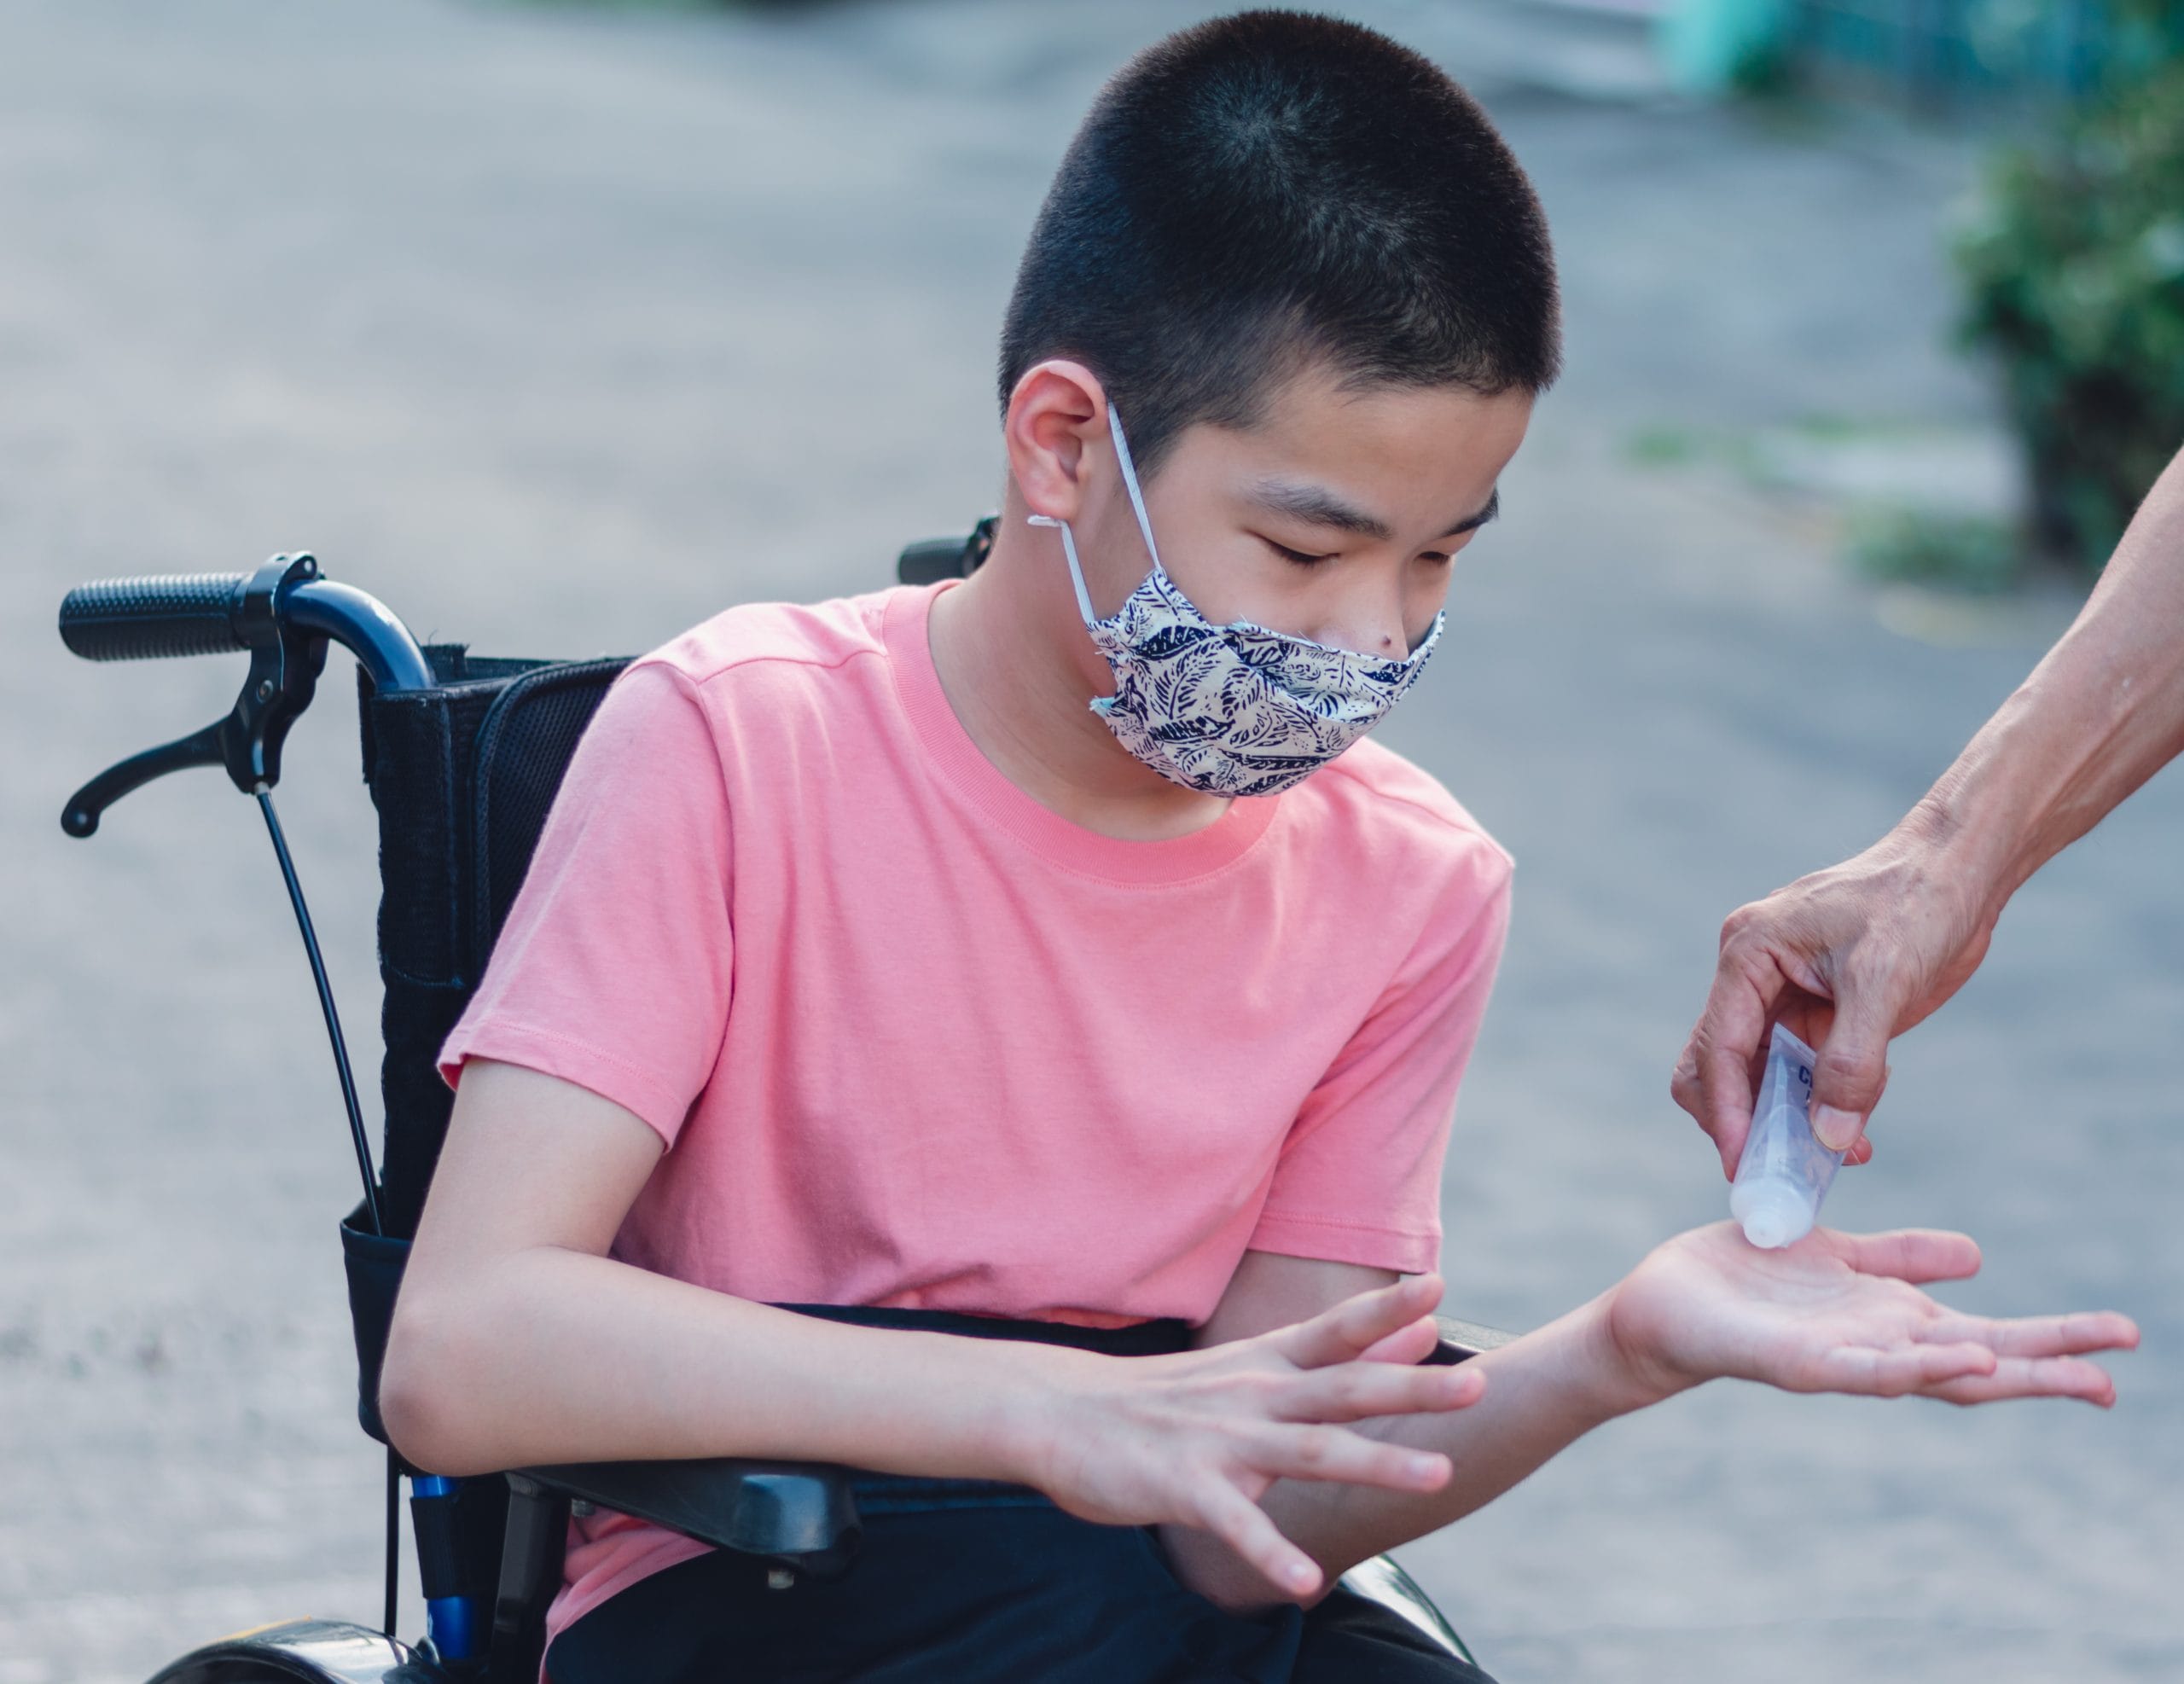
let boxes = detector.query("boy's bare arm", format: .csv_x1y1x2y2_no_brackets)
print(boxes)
1162,1240,2135,1612
378,1057,1046,1479
378,1059,1495,1596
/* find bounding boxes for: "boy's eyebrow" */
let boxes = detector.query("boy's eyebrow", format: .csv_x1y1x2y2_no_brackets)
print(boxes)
1446,487,1501,536
1244,479,1502,542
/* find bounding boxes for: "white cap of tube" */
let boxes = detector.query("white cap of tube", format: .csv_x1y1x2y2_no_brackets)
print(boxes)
1731,1176,1817,1250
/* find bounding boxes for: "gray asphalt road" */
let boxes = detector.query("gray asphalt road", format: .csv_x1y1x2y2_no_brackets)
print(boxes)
3,3,2176,1681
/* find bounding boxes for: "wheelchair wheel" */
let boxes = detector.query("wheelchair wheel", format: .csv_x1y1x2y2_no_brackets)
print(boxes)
1338,1553,1478,1664
145,1618,442,1684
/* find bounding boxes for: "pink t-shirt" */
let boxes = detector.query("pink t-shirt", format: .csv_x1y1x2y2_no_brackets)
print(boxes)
434,577,1513,1657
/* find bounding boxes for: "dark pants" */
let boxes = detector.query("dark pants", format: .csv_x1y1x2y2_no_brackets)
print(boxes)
544,1305,1496,1684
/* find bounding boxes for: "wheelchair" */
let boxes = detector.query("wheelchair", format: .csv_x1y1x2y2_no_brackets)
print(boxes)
56,523,1511,1683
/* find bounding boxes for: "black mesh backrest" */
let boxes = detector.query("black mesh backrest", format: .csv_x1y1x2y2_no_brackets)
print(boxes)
357,647,632,1240
471,658,635,965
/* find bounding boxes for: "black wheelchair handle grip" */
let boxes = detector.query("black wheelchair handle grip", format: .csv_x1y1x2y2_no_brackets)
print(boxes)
58,572,251,662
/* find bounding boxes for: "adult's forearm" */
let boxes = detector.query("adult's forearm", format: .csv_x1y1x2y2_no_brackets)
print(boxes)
380,1246,1053,1480
1159,1292,1651,1610
1912,450,2184,915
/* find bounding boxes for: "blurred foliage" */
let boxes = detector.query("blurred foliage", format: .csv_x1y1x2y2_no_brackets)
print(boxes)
1846,506,2021,593
1623,424,1705,467
1953,4,2184,574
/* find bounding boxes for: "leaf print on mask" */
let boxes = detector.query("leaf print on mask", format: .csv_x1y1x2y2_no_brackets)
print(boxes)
1136,624,1216,661
1148,715,1229,746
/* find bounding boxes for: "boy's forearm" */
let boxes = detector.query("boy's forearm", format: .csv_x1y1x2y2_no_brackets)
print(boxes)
381,1243,1060,1480
1911,452,2184,917
1158,1292,1656,1611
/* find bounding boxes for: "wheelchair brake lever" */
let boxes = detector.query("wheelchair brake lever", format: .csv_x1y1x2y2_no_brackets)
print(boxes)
62,555,331,837
61,718,228,837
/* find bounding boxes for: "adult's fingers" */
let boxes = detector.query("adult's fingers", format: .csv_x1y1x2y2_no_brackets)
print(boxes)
1675,938,1787,1179
1809,970,1907,1153
1822,1227,1982,1284
1273,1274,1445,1370
1271,1357,1484,1424
1921,1354,2121,1407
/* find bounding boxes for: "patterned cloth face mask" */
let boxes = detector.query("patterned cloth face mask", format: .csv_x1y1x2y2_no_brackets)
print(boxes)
1029,402,1445,798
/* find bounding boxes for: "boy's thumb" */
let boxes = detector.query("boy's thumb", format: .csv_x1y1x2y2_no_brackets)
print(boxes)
1810,992,1895,1153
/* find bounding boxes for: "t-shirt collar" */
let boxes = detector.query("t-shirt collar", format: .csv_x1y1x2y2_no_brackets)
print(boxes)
884,578,1279,886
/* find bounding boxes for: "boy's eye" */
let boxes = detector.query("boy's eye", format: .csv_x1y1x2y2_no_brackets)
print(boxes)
1259,537,1333,567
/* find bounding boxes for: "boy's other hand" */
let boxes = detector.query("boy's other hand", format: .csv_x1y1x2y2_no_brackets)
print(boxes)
1009,1273,1482,1599
1670,824,1998,1176
1604,1222,2138,1410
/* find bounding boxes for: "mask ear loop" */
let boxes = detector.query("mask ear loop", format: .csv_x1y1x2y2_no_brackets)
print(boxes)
1025,514,1100,628
1025,396,1162,632
1103,402,1165,576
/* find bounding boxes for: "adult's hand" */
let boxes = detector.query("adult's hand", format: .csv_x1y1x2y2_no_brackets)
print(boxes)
1674,444,2184,1177
1670,816,2000,1176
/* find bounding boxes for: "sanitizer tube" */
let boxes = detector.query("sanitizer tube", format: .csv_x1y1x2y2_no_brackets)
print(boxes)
1728,1023,1841,1249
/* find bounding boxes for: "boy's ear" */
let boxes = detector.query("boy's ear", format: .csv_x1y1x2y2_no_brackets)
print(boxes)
1004,359,1107,525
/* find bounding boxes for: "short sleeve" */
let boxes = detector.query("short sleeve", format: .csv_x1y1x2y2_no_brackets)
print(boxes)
434,659,734,1148
1246,845,1513,1275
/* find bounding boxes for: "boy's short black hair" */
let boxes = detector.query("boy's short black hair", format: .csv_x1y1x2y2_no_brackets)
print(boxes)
999,9,1560,478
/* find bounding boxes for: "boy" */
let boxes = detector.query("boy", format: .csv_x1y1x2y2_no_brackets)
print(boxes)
380,14,2136,1682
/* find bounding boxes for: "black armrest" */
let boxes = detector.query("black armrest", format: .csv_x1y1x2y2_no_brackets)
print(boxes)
510,1457,861,1574
1426,1315,1516,1364
508,1318,1512,1571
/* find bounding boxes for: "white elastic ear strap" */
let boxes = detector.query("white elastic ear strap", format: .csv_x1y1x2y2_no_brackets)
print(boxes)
1104,402,1165,574
1025,513,1100,626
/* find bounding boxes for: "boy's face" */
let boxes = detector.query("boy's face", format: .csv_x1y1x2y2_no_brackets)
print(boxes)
1089,360,1532,659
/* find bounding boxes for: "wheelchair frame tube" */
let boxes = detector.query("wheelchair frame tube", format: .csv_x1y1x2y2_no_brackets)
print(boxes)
410,1473,485,1666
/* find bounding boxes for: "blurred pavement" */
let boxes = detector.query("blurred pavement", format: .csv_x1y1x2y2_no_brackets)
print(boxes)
3,2,2177,1680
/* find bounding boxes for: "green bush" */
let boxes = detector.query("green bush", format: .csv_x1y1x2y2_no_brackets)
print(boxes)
1953,51,2184,572
1846,506,2021,594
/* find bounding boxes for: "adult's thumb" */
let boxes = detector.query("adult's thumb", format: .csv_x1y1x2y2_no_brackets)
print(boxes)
1810,989,1896,1153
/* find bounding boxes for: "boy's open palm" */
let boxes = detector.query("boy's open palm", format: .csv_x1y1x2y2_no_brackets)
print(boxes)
1021,1273,1480,1596
1607,1222,2138,1408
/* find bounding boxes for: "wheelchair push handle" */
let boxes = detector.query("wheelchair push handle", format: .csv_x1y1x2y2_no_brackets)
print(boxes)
58,571,253,663
56,553,436,1249
57,554,436,837
57,556,434,691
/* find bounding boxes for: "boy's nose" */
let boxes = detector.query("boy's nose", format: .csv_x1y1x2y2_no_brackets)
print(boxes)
1309,600,1409,658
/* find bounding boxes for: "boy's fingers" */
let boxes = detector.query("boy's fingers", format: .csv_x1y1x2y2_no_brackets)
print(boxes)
1920,1310,2140,1359
1275,1276,1443,1369
1812,1340,1995,1396
1241,1420,1453,1495
1192,1482,1321,1598
1273,1358,1484,1424
1824,1228,1982,1284
1355,1315,1446,1366
1923,1356,2119,1407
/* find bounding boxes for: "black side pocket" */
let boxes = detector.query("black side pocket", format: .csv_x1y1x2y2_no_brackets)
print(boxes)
340,1199,412,1449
